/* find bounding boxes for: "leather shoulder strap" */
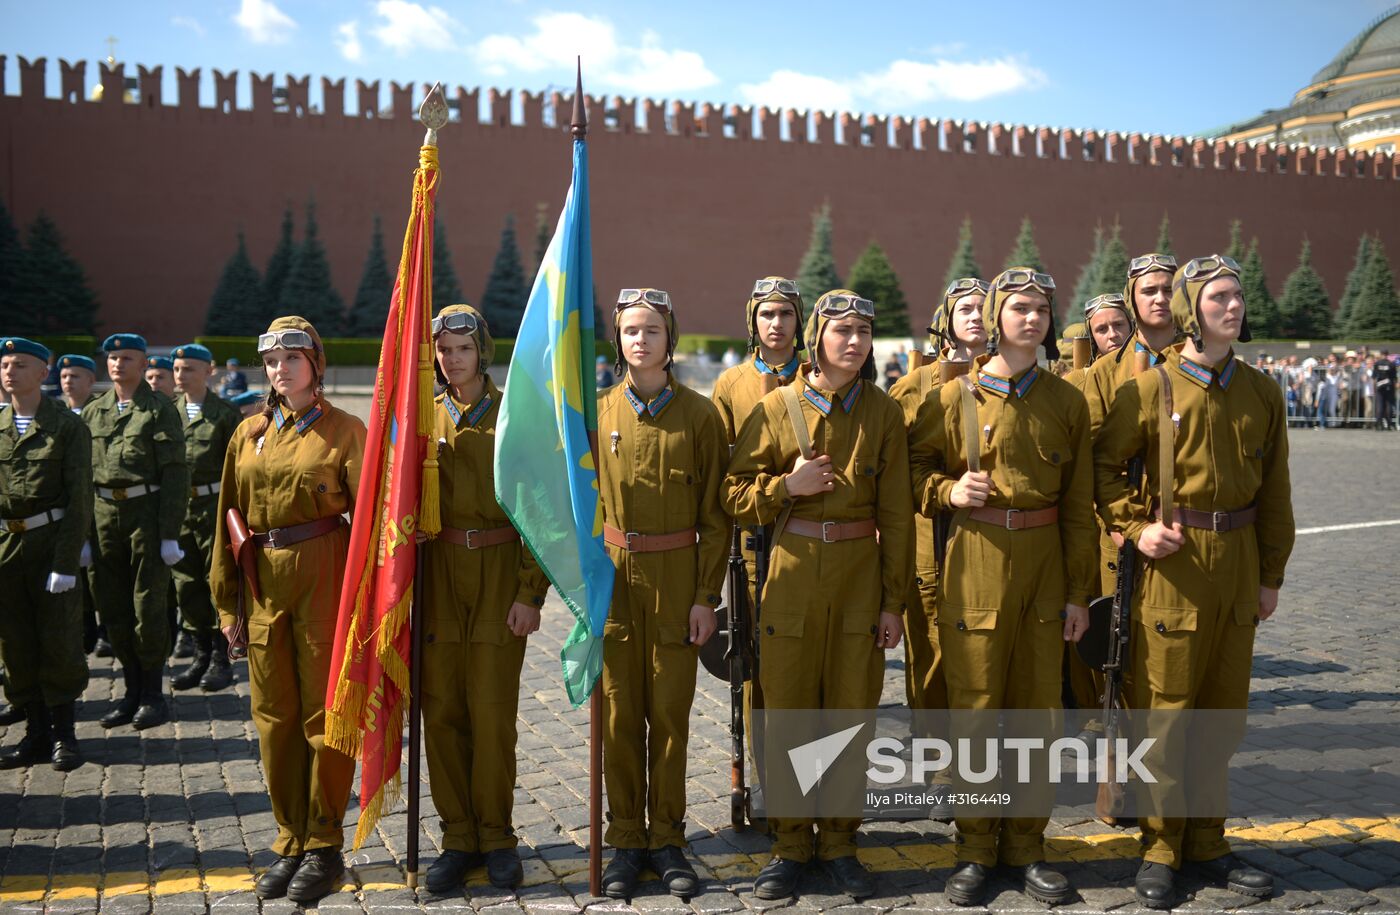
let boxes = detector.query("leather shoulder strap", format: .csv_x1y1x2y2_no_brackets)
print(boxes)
779,385,814,460
958,378,980,474
1153,365,1175,527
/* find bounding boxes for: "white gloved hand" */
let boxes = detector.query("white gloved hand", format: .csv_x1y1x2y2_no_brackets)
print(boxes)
46,572,77,594
80,542,93,568
160,540,185,566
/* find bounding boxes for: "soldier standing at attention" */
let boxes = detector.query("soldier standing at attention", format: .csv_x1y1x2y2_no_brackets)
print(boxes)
1095,256,1292,908
84,334,189,731
209,317,365,904
724,289,913,901
168,344,241,692
56,353,103,656
889,278,986,713
58,354,99,413
0,338,92,771
1084,254,1180,436
421,304,550,893
908,268,1096,906
712,276,806,441
144,355,177,398
596,288,728,900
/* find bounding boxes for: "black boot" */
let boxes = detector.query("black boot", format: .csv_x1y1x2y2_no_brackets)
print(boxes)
424,849,483,894
0,704,52,769
945,862,990,907
171,629,196,659
820,855,875,899
49,703,83,772
1191,853,1273,898
1134,861,1176,909
0,703,22,726
171,632,212,690
200,633,234,692
649,845,699,898
132,668,170,730
93,626,113,658
1021,861,1073,906
256,854,303,900
100,666,141,728
286,847,345,904
600,847,645,899
753,857,805,900
485,847,525,889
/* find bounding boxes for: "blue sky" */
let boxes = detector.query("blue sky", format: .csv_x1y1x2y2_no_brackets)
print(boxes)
3,0,1395,137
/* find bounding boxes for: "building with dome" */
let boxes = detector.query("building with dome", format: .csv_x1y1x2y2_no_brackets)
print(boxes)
1218,6,1400,152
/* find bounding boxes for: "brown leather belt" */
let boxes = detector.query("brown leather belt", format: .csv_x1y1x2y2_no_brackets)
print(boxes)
251,516,345,549
603,524,696,553
786,517,877,543
968,505,1060,530
1159,505,1257,533
438,524,520,549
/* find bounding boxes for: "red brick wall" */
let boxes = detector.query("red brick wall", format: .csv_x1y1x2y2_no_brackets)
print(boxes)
2,57,1398,342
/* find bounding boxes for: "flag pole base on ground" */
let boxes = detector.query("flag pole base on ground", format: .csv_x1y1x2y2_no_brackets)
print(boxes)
590,686,603,897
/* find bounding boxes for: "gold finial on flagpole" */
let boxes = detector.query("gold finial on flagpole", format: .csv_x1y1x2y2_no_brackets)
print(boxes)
419,82,449,147
571,58,588,139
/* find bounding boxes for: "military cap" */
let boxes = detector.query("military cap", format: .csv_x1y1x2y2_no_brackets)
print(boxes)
171,343,214,363
146,355,174,371
0,337,52,362
102,333,148,353
230,390,264,407
58,353,97,373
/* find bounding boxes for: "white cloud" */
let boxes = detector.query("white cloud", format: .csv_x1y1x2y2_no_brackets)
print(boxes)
740,54,1046,114
335,21,363,62
233,0,297,44
473,13,717,95
171,16,207,38
738,70,854,112
369,0,462,54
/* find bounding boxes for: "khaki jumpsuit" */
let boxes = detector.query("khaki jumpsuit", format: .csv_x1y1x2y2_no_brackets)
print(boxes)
83,383,190,672
0,398,93,706
724,369,913,863
597,377,728,850
888,362,948,712
172,391,241,635
210,400,366,856
909,359,1097,867
1094,348,1293,868
423,381,550,854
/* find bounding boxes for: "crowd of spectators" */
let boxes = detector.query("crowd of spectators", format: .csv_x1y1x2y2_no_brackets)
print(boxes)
1255,348,1398,429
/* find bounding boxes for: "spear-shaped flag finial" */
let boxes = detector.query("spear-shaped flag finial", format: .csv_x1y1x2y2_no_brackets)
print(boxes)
419,81,448,147
571,57,588,139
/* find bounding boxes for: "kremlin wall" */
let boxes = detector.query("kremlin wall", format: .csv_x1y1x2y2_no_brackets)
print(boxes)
1,54,1399,341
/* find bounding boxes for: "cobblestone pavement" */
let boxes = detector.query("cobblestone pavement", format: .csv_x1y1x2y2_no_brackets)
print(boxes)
2,428,1398,913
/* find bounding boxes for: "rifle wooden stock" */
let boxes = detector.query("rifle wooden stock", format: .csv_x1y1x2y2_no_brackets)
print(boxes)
909,350,926,370
939,360,971,384
1072,337,1092,371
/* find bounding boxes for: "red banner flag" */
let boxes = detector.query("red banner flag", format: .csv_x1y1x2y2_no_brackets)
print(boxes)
325,139,443,850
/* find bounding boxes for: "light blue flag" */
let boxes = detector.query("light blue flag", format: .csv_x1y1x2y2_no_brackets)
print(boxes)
495,138,614,707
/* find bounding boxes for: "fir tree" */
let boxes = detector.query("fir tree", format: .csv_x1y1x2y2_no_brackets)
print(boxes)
343,216,393,337
16,212,99,335
1002,216,1044,272
1277,239,1331,339
1093,222,1131,299
204,232,271,336
433,217,465,310
942,216,983,289
479,214,528,339
280,199,344,335
1066,224,1106,325
1155,213,1175,257
0,195,27,334
263,203,296,312
533,202,552,277
1224,219,1245,261
1346,238,1400,340
846,241,911,337
1240,238,1280,338
1335,233,1373,336
796,202,842,300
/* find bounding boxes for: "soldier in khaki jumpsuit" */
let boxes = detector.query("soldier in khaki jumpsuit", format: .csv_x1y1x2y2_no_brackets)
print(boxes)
84,334,189,731
908,269,1096,906
725,290,912,901
170,344,241,692
1095,257,1292,908
597,288,728,900
889,278,987,713
209,317,364,904
0,338,92,772
421,305,550,893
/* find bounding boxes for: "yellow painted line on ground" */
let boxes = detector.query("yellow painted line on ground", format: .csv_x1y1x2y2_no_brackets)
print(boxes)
5,817,1398,898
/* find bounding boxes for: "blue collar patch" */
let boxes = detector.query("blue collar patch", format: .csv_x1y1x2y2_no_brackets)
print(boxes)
977,366,1037,399
624,384,674,418
445,391,493,428
755,353,800,379
273,403,325,435
1177,354,1236,390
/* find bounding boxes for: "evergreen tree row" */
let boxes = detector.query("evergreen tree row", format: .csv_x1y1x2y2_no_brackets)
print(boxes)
0,196,100,336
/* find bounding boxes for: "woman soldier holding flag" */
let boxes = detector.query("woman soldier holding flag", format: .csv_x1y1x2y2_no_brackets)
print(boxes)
209,317,365,904
420,303,550,893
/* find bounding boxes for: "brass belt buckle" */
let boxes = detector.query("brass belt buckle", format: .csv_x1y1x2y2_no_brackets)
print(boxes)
112,487,128,501
464,529,480,549
1004,509,1022,530
6,520,24,533
821,521,837,543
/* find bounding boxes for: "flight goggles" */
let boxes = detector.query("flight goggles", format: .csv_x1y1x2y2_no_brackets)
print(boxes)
1085,293,1128,318
817,294,875,319
752,278,801,298
431,311,480,337
1182,254,1241,281
994,269,1056,294
256,330,317,354
1128,253,1178,277
945,278,990,298
616,288,673,312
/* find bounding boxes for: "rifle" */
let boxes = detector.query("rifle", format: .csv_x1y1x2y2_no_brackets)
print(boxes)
932,360,972,567
724,520,752,829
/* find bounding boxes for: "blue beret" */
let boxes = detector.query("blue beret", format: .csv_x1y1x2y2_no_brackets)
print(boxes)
57,354,97,373
171,343,214,363
230,390,264,407
146,355,174,371
0,337,52,362
102,333,148,353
